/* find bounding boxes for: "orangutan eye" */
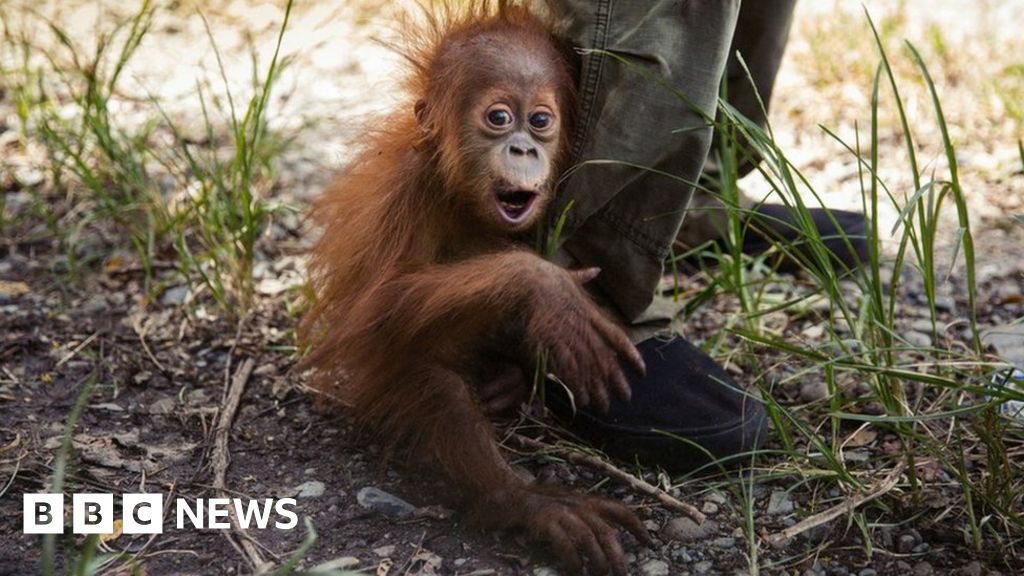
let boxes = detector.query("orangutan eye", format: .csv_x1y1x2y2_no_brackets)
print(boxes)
486,108,513,128
529,111,552,130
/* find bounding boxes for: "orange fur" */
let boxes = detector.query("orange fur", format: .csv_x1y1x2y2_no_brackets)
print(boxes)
301,3,647,573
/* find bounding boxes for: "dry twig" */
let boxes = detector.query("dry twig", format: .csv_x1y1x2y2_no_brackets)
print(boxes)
211,358,270,572
766,464,906,546
508,433,706,523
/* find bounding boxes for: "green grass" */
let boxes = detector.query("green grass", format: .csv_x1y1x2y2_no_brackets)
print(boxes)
583,7,1021,572
2,0,294,315
665,12,1023,573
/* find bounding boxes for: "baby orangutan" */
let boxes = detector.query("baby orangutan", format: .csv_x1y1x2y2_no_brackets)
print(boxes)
303,2,647,573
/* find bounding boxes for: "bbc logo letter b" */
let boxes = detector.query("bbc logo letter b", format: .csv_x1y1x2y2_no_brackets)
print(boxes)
73,493,114,534
23,494,64,534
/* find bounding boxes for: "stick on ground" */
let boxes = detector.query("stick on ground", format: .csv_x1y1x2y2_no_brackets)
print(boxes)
211,358,270,572
508,433,706,523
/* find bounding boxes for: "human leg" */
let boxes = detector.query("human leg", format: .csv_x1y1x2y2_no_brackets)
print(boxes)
543,0,767,471
681,0,869,271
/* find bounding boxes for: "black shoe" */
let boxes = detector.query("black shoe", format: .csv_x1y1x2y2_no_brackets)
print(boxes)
740,204,869,273
547,335,768,472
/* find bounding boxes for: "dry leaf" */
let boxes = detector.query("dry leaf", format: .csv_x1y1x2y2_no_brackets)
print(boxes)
844,427,877,448
408,550,443,576
101,519,124,543
0,280,30,299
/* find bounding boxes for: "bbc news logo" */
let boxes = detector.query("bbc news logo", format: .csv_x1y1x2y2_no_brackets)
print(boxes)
23,494,298,534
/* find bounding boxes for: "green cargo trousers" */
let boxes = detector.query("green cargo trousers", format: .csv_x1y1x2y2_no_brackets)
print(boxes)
546,0,796,336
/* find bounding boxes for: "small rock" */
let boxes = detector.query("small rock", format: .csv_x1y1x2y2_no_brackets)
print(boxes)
81,296,109,315
669,547,693,563
640,559,670,576
712,536,736,548
532,567,560,576
983,323,1024,364
912,562,934,576
767,490,794,515
694,560,714,575
910,319,937,333
959,561,983,576
878,526,895,549
801,324,826,339
800,380,829,402
858,569,877,576
161,285,189,306
703,491,727,505
643,520,660,532
701,501,719,515
897,533,917,553
356,486,414,519
904,331,932,348
150,397,176,414
294,480,326,498
663,517,718,542
14,166,44,187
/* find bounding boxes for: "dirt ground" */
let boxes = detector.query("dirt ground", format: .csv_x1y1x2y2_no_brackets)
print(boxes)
2,1,1023,575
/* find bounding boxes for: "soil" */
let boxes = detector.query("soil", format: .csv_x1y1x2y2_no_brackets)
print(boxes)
1,1,1023,575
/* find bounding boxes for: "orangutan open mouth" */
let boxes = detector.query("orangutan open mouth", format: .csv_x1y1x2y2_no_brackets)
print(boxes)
495,189,539,223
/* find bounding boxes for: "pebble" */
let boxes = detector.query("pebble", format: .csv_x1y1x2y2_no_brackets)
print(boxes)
959,561,984,576
910,318,938,333
701,501,720,515
858,569,877,576
639,559,670,576
532,567,560,576
14,166,44,187
663,517,718,543
800,380,830,402
711,536,736,548
703,491,727,505
355,486,414,519
161,285,190,306
693,560,714,575
767,490,794,515
913,562,934,576
294,480,326,498
897,533,917,553
904,330,933,348
669,547,693,563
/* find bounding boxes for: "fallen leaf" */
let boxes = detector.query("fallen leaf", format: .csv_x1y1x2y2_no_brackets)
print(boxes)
408,550,443,576
844,427,877,448
373,545,395,558
101,519,123,543
0,280,30,299
412,504,454,520
103,255,127,274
